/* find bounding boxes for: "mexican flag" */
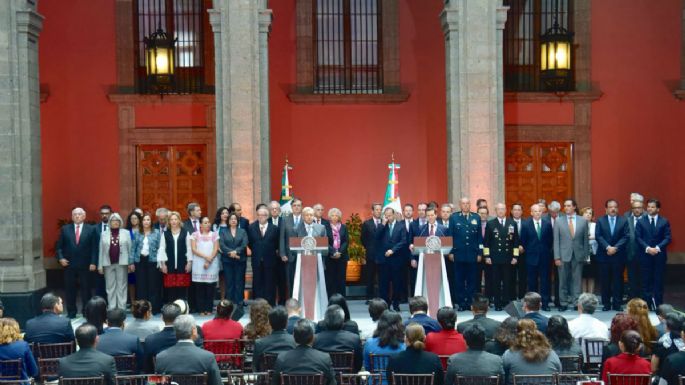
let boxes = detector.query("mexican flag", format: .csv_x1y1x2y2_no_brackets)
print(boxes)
383,157,402,213
280,159,293,213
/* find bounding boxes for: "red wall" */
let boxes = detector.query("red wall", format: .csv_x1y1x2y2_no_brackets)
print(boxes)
268,0,447,220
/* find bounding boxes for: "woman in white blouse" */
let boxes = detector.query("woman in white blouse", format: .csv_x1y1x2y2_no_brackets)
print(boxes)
98,213,133,310
132,213,167,313
158,211,192,303
581,207,598,294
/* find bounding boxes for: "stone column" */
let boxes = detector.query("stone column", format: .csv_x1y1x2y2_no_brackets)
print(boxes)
0,0,46,322
209,0,272,214
441,0,508,205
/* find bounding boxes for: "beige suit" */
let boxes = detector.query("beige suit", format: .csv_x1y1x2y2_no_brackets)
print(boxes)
99,229,133,310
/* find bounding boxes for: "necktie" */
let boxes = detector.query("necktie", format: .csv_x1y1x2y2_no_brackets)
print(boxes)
294,217,300,227
75,224,81,245
193,220,198,232
536,221,541,239
103,224,107,232
429,224,435,236
406,221,410,231
651,217,656,229
500,218,504,227
610,216,615,235
568,216,575,238
307,225,312,236
389,222,394,234
260,225,266,236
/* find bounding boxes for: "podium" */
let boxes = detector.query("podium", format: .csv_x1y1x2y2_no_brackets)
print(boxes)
289,236,329,320
413,236,453,317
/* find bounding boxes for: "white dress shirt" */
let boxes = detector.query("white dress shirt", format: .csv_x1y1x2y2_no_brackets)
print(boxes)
568,313,610,341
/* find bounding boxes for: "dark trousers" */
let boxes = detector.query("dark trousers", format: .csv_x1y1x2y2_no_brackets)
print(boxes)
527,260,551,305
253,261,276,305
552,262,561,306
91,271,107,300
599,259,625,309
409,264,418,297
445,256,457,305
135,257,163,313
454,261,478,308
64,267,92,316
481,262,493,298
275,260,288,305
164,286,188,304
365,260,378,299
222,259,246,306
325,257,347,297
639,253,666,308
627,256,642,300
379,264,405,306
194,281,216,313
491,263,513,307
287,259,297,299
514,254,528,299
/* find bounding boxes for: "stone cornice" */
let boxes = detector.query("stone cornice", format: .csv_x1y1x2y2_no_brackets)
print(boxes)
504,90,603,103
107,93,215,105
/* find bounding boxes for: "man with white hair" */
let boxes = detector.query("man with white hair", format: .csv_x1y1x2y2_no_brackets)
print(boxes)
154,207,169,233
518,204,554,311
296,207,327,238
57,207,99,318
155,314,222,385
568,293,609,340
269,201,282,227
624,193,644,218
268,200,287,303
248,207,281,305
449,197,483,311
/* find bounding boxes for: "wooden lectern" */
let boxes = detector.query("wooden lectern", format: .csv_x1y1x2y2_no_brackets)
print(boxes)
289,236,328,320
413,236,453,317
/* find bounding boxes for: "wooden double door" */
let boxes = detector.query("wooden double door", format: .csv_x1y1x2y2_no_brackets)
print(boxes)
137,144,208,216
505,142,574,211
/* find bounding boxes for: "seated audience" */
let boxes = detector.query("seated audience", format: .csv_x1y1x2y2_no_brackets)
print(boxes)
425,307,467,357
0,317,38,379
155,315,222,385
568,293,610,341
652,312,685,376
502,319,561,385
656,304,675,337
387,323,444,385
601,313,640,375
404,296,441,335
316,294,359,334
522,292,549,333
245,299,272,340
97,308,143,370
24,293,75,344
457,294,501,340
84,296,108,334
363,298,389,339
125,300,162,342
272,319,336,385
363,310,407,372
446,324,504,385
486,317,519,356
313,305,363,372
601,330,651,384
0,299,3,318
172,299,204,346
660,329,685,385
253,306,296,371
58,323,117,385
143,303,183,373
285,298,302,334
546,315,583,357
202,299,243,340
627,298,658,354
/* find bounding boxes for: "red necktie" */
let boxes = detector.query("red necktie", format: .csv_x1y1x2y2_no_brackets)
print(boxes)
193,220,199,232
429,224,435,236
75,224,81,245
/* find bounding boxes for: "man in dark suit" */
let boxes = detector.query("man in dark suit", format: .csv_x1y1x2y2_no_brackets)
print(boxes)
267,200,288,305
155,315,222,385
143,303,183,373
58,324,116,385
510,203,527,300
56,207,99,318
595,199,630,311
248,207,281,305
483,203,520,310
272,319,336,385
456,294,501,340
626,200,645,300
449,198,483,311
375,207,408,311
404,296,441,334
97,309,143,371
154,207,169,233
229,202,250,230
446,324,504,384
522,292,549,333
285,298,302,334
24,293,75,344
269,201,282,227
399,204,416,302
253,306,296,370
519,204,554,311
361,203,383,301
182,202,202,234
280,198,304,294
409,207,448,288
312,305,363,372
313,203,331,231
636,198,672,309
407,203,428,294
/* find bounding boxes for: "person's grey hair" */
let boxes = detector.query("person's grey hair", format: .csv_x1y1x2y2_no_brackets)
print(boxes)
269,201,281,208
328,208,342,218
155,207,169,216
313,203,324,210
108,213,123,226
186,202,200,216
302,207,314,215
72,207,86,215
630,193,644,202
323,305,346,330
256,207,269,216
173,314,196,340
548,201,561,212
578,293,599,314
441,203,452,211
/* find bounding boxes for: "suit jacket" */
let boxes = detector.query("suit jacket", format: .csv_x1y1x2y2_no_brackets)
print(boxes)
219,227,249,262
24,312,75,344
295,222,327,238
411,222,448,261
446,349,504,385
483,218,520,264
253,330,296,371
519,218,553,266
523,311,549,333
97,328,143,371
636,215,672,259
327,223,350,261
183,219,200,234
626,214,644,261
660,350,685,385
99,229,133,267
386,348,444,385
286,316,301,334
269,216,282,228
361,218,382,263
272,345,336,385
279,214,302,262
313,330,363,372
595,215,630,263
553,214,590,263
248,221,280,267
58,348,116,385
238,217,250,231
0,340,38,379
143,326,202,372
456,314,502,340
449,212,483,262
405,313,442,334
155,341,222,385
56,223,99,268
374,221,408,265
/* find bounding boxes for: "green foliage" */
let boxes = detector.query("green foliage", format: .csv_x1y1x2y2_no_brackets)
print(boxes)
345,213,366,264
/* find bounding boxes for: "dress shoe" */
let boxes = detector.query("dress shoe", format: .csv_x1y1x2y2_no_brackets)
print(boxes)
495,306,503,312
541,306,551,312
557,305,567,312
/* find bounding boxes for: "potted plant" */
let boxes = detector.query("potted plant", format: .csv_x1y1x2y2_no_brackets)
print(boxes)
345,213,365,282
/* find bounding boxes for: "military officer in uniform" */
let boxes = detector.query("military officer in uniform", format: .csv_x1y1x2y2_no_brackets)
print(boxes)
483,203,520,311
449,197,483,311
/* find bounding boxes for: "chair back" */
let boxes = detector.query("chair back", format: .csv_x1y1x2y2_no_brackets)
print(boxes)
338,373,381,385
37,342,76,359
0,359,22,380
558,354,583,374
115,374,169,385
0,380,34,385
203,340,245,371
512,374,555,385
329,352,355,373
454,376,500,385
38,358,61,382
59,376,105,385
169,374,208,385
390,374,434,385
581,339,606,374
114,355,137,375
279,373,324,385
368,354,391,373
225,372,271,385
679,375,685,385
260,353,279,371
606,374,651,385
556,374,599,385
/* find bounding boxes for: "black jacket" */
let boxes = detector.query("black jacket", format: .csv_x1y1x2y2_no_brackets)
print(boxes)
313,329,363,372
252,330,296,371
24,312,75,344
272,345,336,385
386,347,444,385
457,314,502,340
58,348,116,385
155,341,222,385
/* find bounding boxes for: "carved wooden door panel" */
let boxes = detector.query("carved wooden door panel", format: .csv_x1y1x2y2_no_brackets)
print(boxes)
137,144,207,215
505,142,573,211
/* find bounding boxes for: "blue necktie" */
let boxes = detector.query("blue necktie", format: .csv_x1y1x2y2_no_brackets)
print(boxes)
610,216,615,235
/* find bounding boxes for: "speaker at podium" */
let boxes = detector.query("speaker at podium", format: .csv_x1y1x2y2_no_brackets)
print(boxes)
412,235,453,317
289,236,329,320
